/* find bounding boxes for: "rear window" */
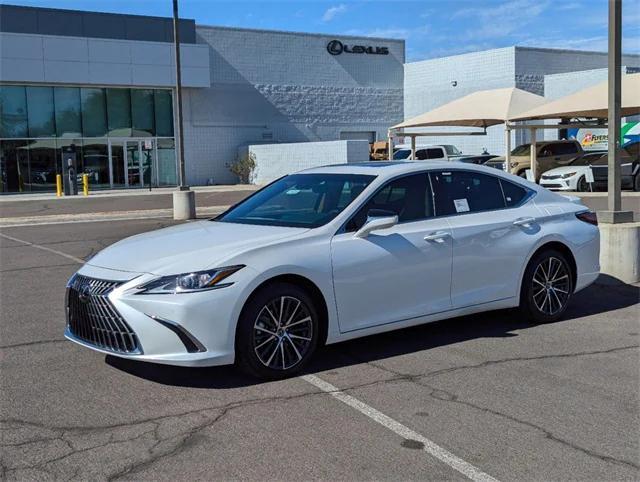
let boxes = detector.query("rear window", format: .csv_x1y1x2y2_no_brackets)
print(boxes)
500,179,529,207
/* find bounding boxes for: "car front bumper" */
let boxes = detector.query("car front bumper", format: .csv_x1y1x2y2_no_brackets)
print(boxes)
64,264,252,367
540,178,576,191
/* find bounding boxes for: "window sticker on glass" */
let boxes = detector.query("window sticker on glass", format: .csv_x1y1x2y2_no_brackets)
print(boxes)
454,198,470,213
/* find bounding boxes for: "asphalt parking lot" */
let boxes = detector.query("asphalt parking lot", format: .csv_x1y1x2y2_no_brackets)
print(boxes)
1,217,639,481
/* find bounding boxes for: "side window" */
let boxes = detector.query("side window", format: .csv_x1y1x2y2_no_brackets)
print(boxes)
345,173,433,231
500,179,529,207
430,170,505,216
426,148,444,159
415,149,428,160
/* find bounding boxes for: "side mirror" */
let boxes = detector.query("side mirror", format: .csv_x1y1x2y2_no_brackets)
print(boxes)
354,209,398,238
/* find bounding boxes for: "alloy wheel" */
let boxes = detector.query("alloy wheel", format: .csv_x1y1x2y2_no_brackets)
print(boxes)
532,257,570,316
253,296,314,371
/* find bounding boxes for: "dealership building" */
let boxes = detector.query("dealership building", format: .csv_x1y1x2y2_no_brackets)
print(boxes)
0,4,638,193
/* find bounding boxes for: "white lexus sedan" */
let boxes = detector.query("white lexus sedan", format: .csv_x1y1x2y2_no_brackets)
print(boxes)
65,161,600,379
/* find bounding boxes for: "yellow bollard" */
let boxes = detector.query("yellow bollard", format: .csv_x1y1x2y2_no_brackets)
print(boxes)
82,173,89,196
56,174,63,197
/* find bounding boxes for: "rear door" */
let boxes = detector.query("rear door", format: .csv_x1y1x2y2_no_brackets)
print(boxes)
429,170,541,308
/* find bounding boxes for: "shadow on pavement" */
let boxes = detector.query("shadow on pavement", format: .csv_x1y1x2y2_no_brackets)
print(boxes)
106,278,639,389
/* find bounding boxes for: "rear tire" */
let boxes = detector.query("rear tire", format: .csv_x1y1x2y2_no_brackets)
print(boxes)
519,249,573,323
236,282,319,379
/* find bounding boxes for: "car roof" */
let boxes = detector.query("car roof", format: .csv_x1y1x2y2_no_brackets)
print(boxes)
300,160,486,176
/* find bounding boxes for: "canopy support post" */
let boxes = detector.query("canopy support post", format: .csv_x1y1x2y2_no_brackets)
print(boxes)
387,130,394,161
504,124,511,173
410,136,416,160
529,127,537,181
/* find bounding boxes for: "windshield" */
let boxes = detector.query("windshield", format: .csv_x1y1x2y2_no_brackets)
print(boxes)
511,144,531,156
571,152,605,166
215,173,376,228
443,145,461,155
393,149,411,160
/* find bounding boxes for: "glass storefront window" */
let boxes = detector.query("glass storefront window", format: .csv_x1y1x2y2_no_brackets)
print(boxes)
27,138,57,192
2,85,176,193
0,86,28,138
132,89,155,136
82,139,110,189
106,88,131,136
1,140,30,192
157,138,177,186
54,87,82,137
154,90,174,137
81,88,107,137
26,87,55,137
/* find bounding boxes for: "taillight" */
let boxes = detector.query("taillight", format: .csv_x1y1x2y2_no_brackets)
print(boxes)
576,211,598,226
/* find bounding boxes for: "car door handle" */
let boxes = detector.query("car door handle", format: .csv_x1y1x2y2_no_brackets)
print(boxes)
424,231,450,242
513,217,536,227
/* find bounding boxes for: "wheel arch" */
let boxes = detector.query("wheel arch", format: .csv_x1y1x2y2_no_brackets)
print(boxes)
236,273,330,347
521,240,578,297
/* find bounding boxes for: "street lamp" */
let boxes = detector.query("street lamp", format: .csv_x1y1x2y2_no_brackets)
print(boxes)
171,0,196,220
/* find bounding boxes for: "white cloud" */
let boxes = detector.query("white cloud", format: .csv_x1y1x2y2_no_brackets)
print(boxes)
344,25,429,40
452,0,551,39
322,4,347,22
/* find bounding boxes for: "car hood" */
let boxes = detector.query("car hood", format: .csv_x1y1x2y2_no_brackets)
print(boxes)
541,165,589,177
87,220,307,275
489,155,530,163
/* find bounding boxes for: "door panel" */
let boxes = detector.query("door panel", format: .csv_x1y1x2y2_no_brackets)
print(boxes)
331,219,453,332
446,204,542,307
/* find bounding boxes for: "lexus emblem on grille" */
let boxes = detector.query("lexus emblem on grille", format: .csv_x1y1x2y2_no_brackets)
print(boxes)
78,285,91,303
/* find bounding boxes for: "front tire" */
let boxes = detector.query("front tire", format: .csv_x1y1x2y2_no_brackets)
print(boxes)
519,250,573,323
634,174,640,192
236,282,319,379
576,175,589,192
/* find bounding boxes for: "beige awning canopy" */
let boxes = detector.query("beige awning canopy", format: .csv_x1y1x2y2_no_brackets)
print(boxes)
391,87,547,130
512,73,640,121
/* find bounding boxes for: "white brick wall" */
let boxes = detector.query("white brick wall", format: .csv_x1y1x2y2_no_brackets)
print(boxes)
246,140,370,184
181,26,404,185
403,47,640,156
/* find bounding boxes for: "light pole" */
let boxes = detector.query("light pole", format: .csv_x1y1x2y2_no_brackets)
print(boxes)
600,0,632,224
171,0,196,220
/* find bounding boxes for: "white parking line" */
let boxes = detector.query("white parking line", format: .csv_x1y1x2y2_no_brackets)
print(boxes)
302,374,499,482
0,232,85,264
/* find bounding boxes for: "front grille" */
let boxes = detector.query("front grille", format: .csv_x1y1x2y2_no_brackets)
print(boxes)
487,162,504,170
66,275,141,354
542,174,562,180
542,183,563,188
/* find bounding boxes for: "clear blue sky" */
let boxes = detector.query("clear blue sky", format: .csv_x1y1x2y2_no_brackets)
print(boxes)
5,0,640,61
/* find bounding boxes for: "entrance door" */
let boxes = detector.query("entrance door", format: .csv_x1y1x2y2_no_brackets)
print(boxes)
125,141,142,188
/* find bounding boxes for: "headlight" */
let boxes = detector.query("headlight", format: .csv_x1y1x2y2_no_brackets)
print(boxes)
136,265,244,294
561,172,577,179
510,162,519,168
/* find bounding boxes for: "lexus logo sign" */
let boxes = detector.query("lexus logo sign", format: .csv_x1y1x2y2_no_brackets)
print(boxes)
326,39,389,56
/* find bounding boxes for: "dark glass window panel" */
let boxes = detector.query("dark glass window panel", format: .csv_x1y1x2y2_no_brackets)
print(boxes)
56,138,82,180
1,139,30,192
131,89,155,136
106,88,131,136
346,173,432,231
81,88,107,137
157,138,177,186
26,87,55,137
54,87,82,137
430,170,505,216
500,179,529,207
154,90,174,137
82,139,110,188
0,86,28,138
27,138,57,192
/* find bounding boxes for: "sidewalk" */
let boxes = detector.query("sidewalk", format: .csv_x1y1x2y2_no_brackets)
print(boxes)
0,185,258,223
